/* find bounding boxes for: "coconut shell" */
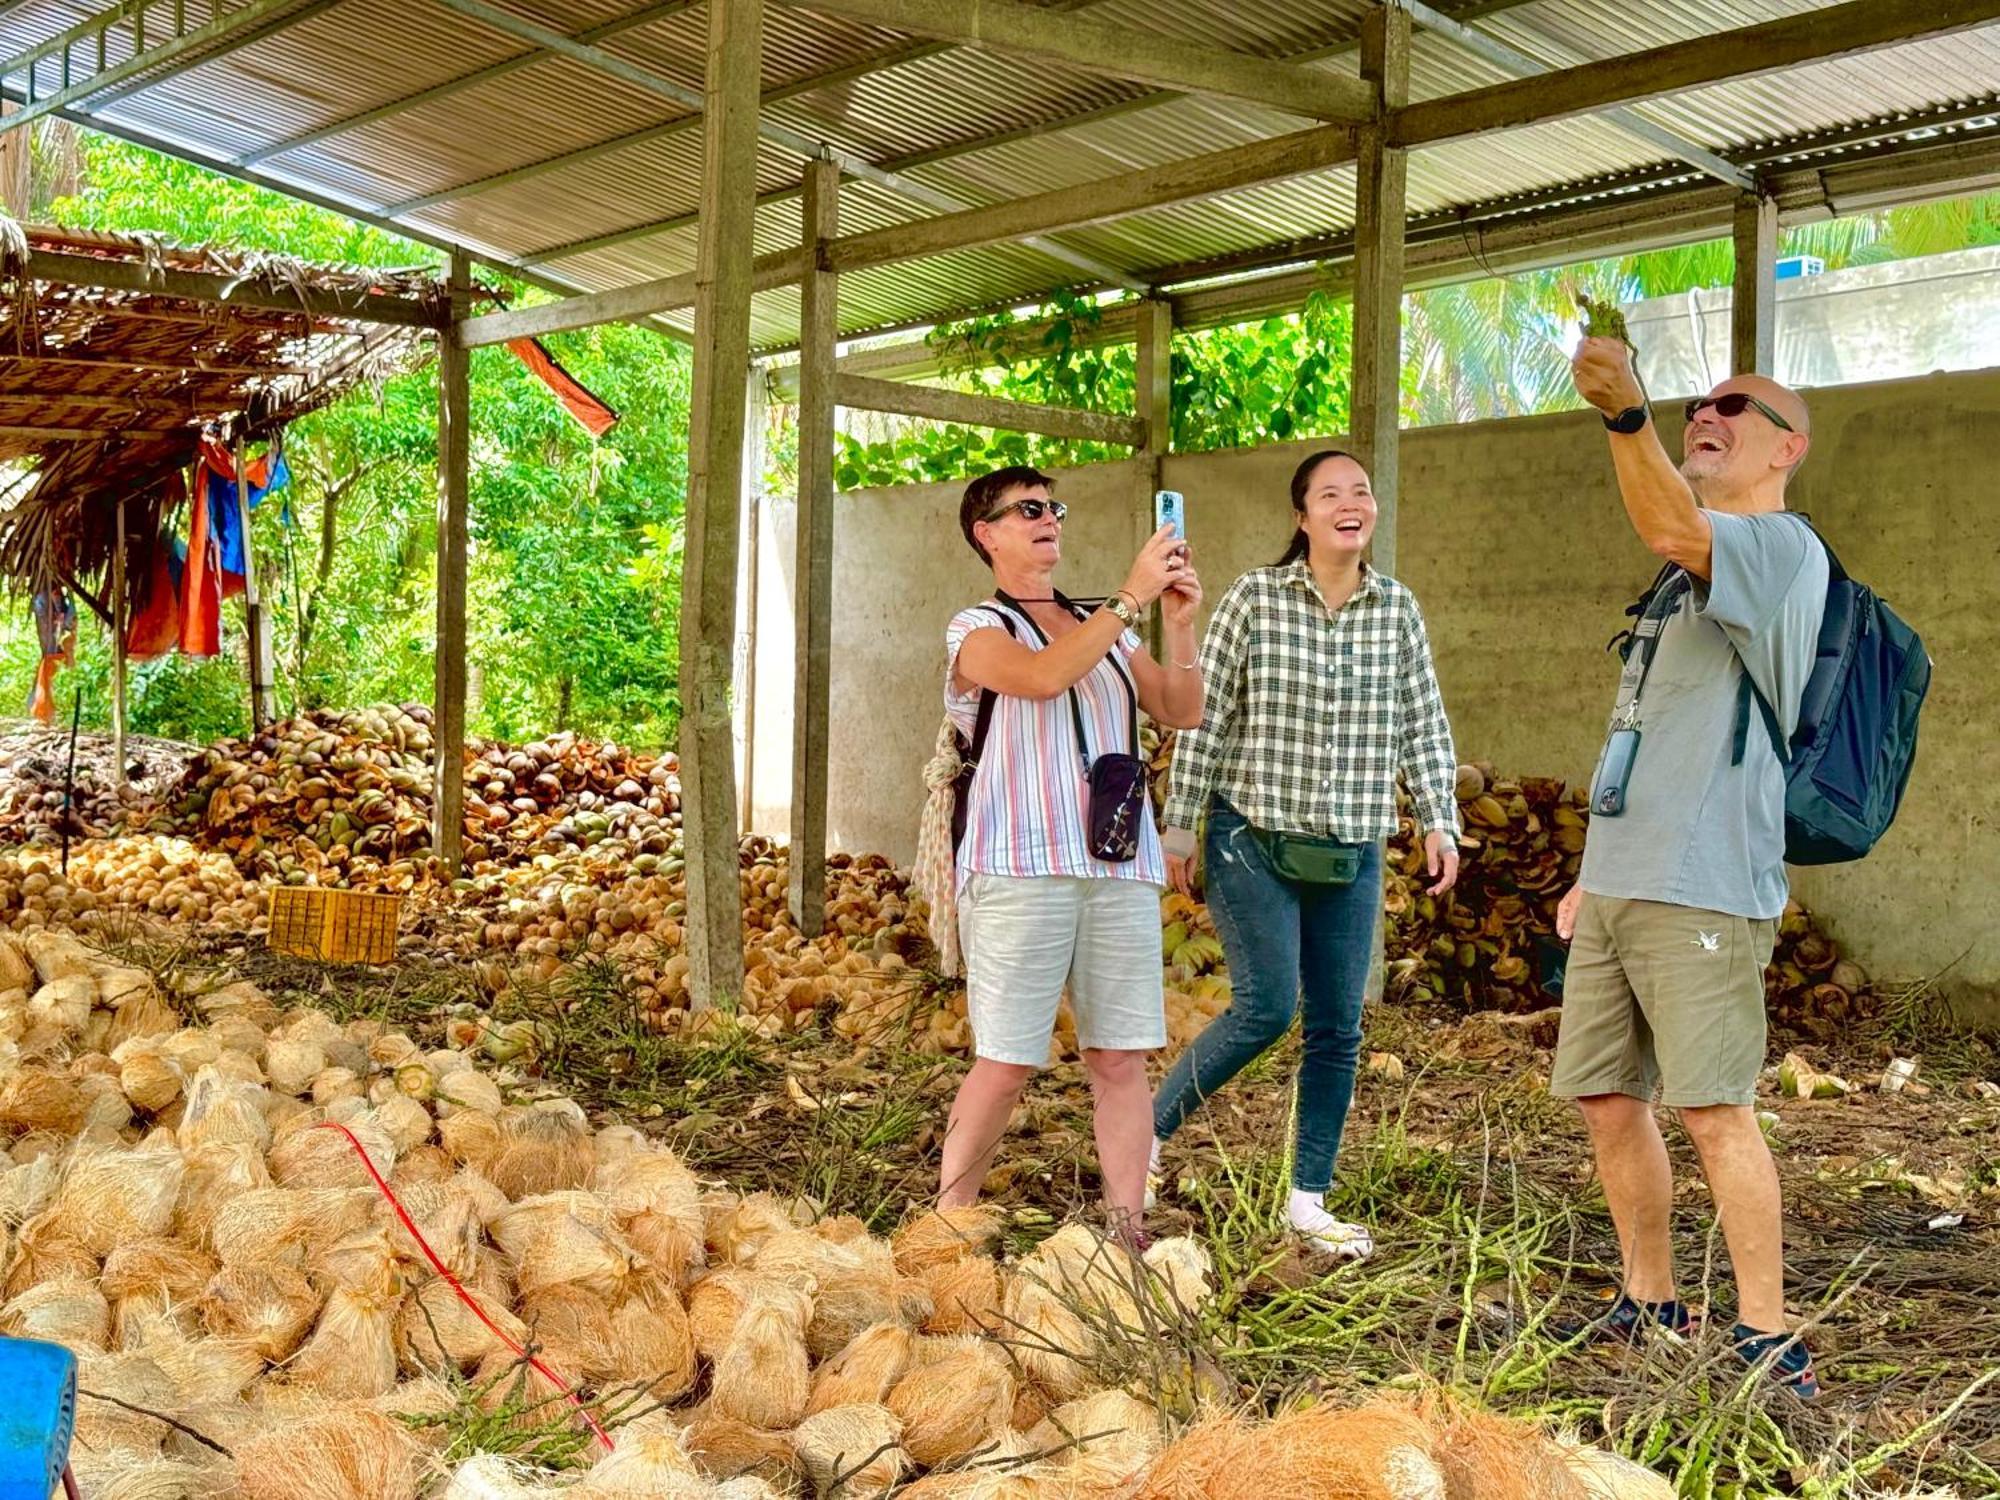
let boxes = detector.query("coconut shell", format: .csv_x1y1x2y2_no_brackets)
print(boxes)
113,1036,186,1112
809,1321,916,1415
435,1068,503,1117
374,1094,434,1155
886,1341,1015,1467
311,1067,365,1106
795,1403,908,1497
289,1284,401,1400
892,1205,1004,1273
200,1261,323,1361
236,1408,423,1500
3,1275,112,1349
711,1291,811,1430
28,974,98,1033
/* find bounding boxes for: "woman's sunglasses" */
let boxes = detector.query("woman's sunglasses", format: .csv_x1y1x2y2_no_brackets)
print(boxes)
1684,392,1795,432
985,498,1067,523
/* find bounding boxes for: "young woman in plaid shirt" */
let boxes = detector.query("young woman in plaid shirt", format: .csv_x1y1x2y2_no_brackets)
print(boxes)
1154,450,1461,1260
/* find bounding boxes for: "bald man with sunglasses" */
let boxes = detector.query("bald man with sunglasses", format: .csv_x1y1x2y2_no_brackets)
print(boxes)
1553,340,1826,1398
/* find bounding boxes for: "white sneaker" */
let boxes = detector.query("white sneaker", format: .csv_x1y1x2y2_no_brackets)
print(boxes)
1288,1194,1375,1262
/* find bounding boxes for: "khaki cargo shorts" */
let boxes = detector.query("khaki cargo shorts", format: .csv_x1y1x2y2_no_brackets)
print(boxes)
1550,893,1777,1108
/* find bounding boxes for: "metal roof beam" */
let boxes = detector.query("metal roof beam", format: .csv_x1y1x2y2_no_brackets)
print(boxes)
1393,0,2000,150
236,0,699,166
772,0,1374,123
90,0,349,110
0,0,308,135
1398,0,1753,190
429,0,1145,292
457,123,1355,345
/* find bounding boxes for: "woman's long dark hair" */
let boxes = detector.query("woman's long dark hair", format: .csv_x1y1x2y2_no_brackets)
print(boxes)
1272,448,1361,566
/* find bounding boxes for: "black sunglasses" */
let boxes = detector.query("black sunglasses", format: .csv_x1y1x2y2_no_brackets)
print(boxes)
1684,391,1795,432
985,498,1066,523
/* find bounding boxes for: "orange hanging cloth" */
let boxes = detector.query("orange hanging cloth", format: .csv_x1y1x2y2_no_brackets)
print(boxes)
509,337,620,437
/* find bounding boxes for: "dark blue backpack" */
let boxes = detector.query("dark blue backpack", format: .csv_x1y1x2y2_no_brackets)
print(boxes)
1734,518,1930,865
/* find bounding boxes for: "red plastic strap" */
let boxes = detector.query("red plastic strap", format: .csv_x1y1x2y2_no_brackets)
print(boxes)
314,1120,615,1451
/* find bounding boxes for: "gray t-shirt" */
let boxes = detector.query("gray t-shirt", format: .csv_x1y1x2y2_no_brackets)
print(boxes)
1580,510,1828,919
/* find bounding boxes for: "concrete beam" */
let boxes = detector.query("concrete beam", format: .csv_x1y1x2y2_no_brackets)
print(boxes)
835,372,1146,445
788,158,839,940
773,0,1374,123
680,0,762,1009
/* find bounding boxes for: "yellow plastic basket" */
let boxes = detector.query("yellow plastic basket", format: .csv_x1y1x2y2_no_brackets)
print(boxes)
267,885,402,965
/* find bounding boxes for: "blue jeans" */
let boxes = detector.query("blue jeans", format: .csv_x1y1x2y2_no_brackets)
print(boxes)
1152,800,1382,1193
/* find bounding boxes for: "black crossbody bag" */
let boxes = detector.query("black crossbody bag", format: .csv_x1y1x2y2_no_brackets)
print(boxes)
995,590,1149,864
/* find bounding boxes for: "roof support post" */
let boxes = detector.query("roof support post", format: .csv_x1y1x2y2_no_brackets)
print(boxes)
432,250,472,874
1732,191,1780,376
1350,3,1409,575
681,0,763,1011
1134,296,1173,649
788,157,840,939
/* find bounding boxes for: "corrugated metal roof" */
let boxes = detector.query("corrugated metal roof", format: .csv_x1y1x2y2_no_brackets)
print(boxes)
1,0,1994,349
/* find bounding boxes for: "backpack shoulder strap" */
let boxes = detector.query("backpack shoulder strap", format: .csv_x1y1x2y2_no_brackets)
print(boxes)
964,605,1017,765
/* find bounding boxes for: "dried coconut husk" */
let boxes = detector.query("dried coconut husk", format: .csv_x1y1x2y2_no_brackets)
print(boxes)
0,1149,61,1222
998,1274,1094,1404
684,1406,803,1486
688,1266,759,1360
263,1037,324,1096
443,1453,569,1500
715,1478,785,1500
78,1072,135,1139
886,1340,1016,1467
269,1114,394,1188
0,934,31,990
114,1288,201,1350
0,1068,87,1132
58,1132,188,1253
29,974,98,1033
373,1094,434,1155
795,1402,908,1497
436,1067,504,1118
396,1263,528,1374
209,1049,265,1089
236,1407,423,1500
519,1283,621,1385
815,1215,870,1245
488,1101,597,1200
897,1429,1059,1500
809,1321,916,1415
4,1207,98,1294
200,1261,323,1360
2,1275,112,1349
208,1184,374,1267
289,1283,402,1399
209,1014,268,1060
1554,1439,1676,1500
102,1236,218,1317
1427,1401,1586,1500
26,929,99,984
470,1348,575,1435
596,1147,706,1283
260,1095,314,1140
455,1168,512,1227
160,1030,221,1075
893,1206,1005,1274
392,1143,457,1187
712,1287,812,1429
74,1454,230,1500
920,1257,1003,1336
756,1229,903,1359
174,1140,274,1246
1031,1390,1161,1490
176,1066,272,1154
1010,1384,1048,1434
440,1109,504,1170
492,1191,637,1302
610,1272,697,1399
1217,1402,1448,1500
709,1190,798,1263
571,1411,709,1500
309,1223,408,1297
1019,1225,1140,1330
378,1177,483,1279
74,1350,180,1454
311,1067,365,1106
1143,1236,1213,1311
150,1336,266,1405
114,1035,186,1112
1130,1412,1262,1500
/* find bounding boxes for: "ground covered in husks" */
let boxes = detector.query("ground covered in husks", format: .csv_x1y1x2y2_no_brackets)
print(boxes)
133,926,2000,1500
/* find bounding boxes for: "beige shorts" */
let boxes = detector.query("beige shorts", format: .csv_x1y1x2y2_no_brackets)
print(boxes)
956,873,1166,1066
1550,893,1776,1108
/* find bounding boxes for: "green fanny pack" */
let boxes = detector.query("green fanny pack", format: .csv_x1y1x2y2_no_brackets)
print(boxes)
1249,827,1362,885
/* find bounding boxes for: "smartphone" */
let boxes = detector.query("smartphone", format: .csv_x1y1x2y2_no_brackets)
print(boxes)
1590,727,1642,817
1154,489,1186,544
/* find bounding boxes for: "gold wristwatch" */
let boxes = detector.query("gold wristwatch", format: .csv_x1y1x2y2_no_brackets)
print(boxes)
1103,593,1141,629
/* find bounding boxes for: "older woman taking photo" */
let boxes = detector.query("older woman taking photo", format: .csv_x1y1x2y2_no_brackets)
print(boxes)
1154,449,1460,1261
936,464,1203,1245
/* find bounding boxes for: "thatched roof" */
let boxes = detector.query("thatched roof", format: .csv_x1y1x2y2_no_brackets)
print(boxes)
0,220,456,616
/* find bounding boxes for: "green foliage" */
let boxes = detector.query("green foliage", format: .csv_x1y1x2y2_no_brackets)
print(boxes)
1,133,694,750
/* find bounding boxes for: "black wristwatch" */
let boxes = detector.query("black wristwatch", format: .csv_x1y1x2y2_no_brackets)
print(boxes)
1602,404,1650,434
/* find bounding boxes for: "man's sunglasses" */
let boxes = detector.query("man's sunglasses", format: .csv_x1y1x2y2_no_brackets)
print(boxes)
1684,392,1795,432
985,498,1067,523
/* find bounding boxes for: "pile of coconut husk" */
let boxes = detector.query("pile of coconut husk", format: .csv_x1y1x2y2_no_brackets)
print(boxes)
0,927,1677,1499
0,722,198,845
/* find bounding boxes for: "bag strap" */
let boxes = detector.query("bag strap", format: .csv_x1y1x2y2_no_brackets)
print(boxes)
1608,566,1692,727
993,589,1138,770
1730,512,1836,767
964,606,1017,768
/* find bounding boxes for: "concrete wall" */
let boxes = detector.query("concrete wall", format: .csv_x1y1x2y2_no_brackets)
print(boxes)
743,368,2000,1011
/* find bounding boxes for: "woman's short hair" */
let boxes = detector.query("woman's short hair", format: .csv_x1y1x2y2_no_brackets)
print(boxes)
960,466,1056,565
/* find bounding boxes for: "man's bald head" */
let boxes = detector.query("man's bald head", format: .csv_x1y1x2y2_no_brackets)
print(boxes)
1681,374,1812,501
